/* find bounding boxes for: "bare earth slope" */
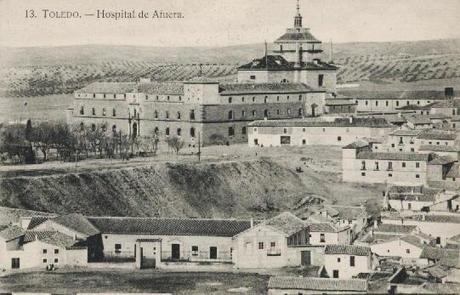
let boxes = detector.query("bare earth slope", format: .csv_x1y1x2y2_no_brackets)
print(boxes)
0,159,308,218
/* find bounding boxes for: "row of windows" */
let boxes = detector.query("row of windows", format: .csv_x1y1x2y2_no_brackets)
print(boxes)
336,256,356,267
154,110,195,120
248,75,324,87
43,258,59,264
361,171,420,178
80,106,116,117
362,100,432,107
228,108,302,120
227,95,303,104
43,249,59,254
360,161,421,171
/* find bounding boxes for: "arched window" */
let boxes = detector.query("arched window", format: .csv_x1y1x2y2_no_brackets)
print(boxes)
241,110,246,117
133,109,137,118
242,127,247,135
165,127,170,136
190,127,196,138
242,97,245,102
102,108,106,116
252,97,255,102
287,108,291,115
101,124,107,132
91,123,96,131
264,109,269,118
228,110,234,120
228,97,232,104
177,128,182,136
80,122,84,130
299,95,302,101
298,108,303,116
92,108,96,116
165,111,169,119
80,106,84,115
177,111,181,120
252,110,257,117
112,108,116,117
228,127,235,136
154,127,159,135
112,125,117,132
264,96,268,103
154,110,158,119
190,110,195,120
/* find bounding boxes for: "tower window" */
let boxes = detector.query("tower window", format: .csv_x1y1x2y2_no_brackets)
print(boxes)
190,127,195,138
228,110,234,120
318,74,324,87
165,127,170,136
190,110,195,120
112,108,116,117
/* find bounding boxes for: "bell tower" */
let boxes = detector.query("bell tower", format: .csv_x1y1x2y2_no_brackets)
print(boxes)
294,0,303,29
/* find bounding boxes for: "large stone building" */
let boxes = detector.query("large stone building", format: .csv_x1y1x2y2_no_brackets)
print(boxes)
67,2,337,146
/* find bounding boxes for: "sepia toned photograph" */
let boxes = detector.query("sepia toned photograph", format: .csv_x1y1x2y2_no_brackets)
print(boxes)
0,0,460,293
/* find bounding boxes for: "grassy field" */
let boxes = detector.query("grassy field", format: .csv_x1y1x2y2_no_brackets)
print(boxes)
0,269,269,294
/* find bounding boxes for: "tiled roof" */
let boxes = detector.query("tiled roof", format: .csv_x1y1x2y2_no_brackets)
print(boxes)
268,276,367,292
404,114,432,125
390,129,422,136
0,225,25,241
428,155,456,165
419,145,460,152
308,222,339,233
24,231,86,249
218,82,314,95
27,216,51,229
356,151,430,161
323,205,367,221
416,283,460,294
263,212,307,236
417,130,457,141
388,193,436,202
137,82,184,95
51,214,100,237
420,246,460,267
185,76,219,84
275,29,320,43
76,82,137,94
238,55,337,71
400,235,425,248
88,217,252,237
411,214,460,224
375,224,417,234
249,117,392,128
341,90,449,100
325,99,357,106
324,244,371,256
431,99,460,109
445,163,459,178
342,140,371,149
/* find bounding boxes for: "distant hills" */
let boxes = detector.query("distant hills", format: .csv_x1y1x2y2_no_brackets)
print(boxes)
1,38,460,97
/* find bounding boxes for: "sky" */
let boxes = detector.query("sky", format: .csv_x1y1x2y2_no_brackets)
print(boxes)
0,0,459,47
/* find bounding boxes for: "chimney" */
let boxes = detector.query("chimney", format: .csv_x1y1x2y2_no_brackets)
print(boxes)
250,218,254,228
445,87,454,99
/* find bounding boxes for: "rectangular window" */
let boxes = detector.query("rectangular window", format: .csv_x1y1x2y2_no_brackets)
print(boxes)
350,256,355,267
43,258,47,263
54,249,59,254
54,258,58,263
250,75,256,80
115,244,122,254
416,162,420,168
416,174,420,179
258,242,264,250
320,233,325,243
270,242,276,248
402,162,406,168
192,245,199,256
318,74,324,87
43,249,47,254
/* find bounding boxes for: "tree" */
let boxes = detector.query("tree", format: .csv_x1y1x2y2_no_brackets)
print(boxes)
166,136,185,155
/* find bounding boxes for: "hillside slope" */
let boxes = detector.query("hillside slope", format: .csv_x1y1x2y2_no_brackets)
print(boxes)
0,159,310,218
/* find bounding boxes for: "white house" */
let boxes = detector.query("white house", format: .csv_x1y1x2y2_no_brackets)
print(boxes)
309,205,368,240
248,117,393,147
370,235,426,265
0,225,87,271
267,276,368,294
232,212,323,269
381,214,460,246
323,244,374,279
307,222,351,245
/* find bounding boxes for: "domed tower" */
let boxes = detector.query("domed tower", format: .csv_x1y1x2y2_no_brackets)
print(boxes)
273,0,323,64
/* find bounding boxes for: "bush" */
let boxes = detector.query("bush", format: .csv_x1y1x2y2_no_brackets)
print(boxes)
208,134,227,145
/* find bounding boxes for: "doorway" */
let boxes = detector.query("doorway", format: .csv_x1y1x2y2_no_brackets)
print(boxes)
171,244,180,260
210,247,217,259
301,250,311,266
